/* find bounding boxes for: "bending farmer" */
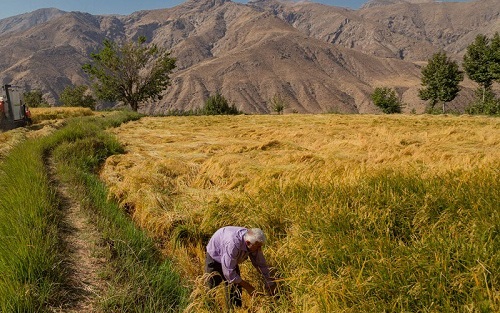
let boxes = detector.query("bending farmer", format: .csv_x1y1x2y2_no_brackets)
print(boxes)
205,226,276,308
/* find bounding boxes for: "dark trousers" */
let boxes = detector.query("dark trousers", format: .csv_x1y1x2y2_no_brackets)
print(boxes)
205,253,243,308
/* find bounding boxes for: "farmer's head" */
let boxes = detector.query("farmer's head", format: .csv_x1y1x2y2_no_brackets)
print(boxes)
244,228,266,253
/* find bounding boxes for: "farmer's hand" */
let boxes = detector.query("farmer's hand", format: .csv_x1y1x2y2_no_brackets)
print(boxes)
239,280,257,296
266,281,277,296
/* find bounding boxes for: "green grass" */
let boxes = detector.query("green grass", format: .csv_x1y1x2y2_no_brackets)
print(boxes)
0,139,61,312
0,111,188,312
51,114,188,312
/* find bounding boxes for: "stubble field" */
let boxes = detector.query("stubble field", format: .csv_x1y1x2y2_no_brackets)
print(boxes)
101,114,499,312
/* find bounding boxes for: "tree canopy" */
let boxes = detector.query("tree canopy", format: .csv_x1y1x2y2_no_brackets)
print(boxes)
463,33,500,90
418,51,463,113
23,90,47,108
60,85,96,109
83,36,176,112
492,33,500,82
371,87,403,114
463,33,500,114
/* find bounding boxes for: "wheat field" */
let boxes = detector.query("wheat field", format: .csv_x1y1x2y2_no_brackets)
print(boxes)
0,107,94,158
101,114,499,312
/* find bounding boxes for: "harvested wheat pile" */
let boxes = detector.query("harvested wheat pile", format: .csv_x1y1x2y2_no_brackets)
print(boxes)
30,107,95,124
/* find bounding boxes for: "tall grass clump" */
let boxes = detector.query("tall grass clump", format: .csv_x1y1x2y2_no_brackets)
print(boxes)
0,135,62,312
50,113,188,312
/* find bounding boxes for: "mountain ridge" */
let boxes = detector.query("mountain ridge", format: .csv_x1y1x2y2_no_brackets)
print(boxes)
0,0,496,113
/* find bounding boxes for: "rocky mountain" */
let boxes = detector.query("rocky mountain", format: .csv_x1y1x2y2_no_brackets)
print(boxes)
361,0,435,8
0,0,497,114
253,0,499,60
0,8,65,35
358,0,500,57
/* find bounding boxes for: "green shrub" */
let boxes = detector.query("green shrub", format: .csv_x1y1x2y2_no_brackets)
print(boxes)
23,90,50,108
60,85,96,109
269,94,286,115
201,93,240,115
371,87,403,114
466,87,500,116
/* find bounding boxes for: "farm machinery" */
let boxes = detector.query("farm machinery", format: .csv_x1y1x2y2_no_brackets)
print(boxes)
0,84,31,130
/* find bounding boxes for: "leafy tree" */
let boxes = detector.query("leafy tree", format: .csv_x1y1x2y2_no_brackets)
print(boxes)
23,90,48,108
419,51,463,113
491,33,500,81
201,93,240,115
60,85,96,109
371,87,403,114
465,87,499,116
463,33,500,104
269,94,286,115
82,36,176,112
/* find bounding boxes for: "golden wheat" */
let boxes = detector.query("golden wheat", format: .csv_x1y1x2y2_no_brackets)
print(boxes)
29,107,95,124
0,127,27,159
0,107,97,157
102,114,498,214
100,114,499,312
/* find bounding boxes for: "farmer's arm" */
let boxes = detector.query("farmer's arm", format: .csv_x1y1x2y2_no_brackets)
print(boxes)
250,250,276,294
238,279,256,296
221,244,258,296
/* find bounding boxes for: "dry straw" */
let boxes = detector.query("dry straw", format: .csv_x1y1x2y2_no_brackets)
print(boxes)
101,114,499,312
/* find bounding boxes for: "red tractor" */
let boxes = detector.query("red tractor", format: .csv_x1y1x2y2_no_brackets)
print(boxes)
0,84,31,131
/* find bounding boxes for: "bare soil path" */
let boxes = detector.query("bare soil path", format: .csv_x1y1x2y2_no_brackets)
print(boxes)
49,162,108,312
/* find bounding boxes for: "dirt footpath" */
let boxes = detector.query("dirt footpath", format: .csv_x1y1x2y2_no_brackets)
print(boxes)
49,163,108,313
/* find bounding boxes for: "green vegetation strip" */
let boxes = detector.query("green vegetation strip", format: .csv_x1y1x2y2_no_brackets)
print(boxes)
0,112,188,312
0,129,61,312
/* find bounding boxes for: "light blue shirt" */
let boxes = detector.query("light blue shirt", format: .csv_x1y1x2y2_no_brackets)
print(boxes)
207,226,272,284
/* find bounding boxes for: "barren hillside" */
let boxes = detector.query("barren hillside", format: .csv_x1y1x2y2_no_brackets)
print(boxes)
0,0,496,113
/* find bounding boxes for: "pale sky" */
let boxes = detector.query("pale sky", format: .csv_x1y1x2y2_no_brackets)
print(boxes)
0,0,473,20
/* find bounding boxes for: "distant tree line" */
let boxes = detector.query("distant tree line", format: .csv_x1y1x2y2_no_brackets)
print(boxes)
372,32,500,115
39,32,498,116
164,93,241,116
23,90,49,108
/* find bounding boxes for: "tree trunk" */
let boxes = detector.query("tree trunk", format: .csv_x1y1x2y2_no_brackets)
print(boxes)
130,101,138,112
442,101,446,114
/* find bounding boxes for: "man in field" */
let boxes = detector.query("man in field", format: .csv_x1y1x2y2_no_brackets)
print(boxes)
205,226,276,308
